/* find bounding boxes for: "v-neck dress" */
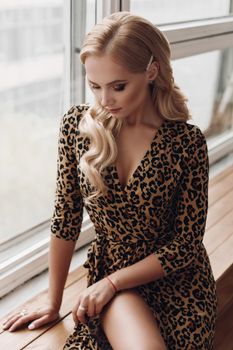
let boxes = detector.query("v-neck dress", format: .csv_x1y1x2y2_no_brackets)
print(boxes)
51,105,217,350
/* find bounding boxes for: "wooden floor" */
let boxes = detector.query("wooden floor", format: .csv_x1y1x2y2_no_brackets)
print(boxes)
1,165,233,349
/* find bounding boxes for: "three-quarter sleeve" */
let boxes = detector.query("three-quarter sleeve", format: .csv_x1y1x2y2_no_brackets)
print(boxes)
155,126,209,275
51,109,84,241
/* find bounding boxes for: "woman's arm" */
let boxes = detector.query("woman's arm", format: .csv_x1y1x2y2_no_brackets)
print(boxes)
48,236,76,311
3,107,86,332
109,253,164,291
2,236,75,331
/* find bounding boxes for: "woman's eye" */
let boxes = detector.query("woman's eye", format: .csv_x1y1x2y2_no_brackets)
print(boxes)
114,84,126,91
89,83,126,91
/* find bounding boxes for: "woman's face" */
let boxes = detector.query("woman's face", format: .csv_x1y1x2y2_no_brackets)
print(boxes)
85,54,155,120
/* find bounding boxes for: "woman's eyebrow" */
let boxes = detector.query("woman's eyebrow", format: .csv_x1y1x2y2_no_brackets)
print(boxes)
88,79,128,86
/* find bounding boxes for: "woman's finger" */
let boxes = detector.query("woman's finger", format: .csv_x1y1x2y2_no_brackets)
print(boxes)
3,308,26,323
3,314,18,325
2,314,21,330
87,295,96,318
8,313,38,332
28,313,58,330
72,302,80,325
76,305,87,324
95,297,104,316
2,308,32,330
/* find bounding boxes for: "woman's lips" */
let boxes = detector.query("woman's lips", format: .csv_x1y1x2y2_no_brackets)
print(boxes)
108,108,122,113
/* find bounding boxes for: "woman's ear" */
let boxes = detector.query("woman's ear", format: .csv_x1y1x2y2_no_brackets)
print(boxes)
147,61,159,81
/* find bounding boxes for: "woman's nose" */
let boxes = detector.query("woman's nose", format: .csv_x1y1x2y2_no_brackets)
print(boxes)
101,90,114,107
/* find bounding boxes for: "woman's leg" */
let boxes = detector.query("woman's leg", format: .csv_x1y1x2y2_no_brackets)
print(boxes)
101,289,167,350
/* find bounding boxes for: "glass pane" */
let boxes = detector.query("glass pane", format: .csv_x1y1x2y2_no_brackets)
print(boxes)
171,48,233,138
0,0,65,243
130,0,231,24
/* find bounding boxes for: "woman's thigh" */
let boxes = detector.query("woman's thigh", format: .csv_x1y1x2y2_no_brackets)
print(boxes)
101,289,167,350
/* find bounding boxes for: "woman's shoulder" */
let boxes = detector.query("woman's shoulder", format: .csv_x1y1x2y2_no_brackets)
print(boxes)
166,119,206,145
59,104,90,139
58,104,90,150
62,103,90,125
164,119,208,163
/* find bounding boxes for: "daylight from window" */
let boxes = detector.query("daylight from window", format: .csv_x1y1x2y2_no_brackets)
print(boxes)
0,0,65,243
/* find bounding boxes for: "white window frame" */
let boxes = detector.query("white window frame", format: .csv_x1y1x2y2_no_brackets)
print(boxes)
1,1,233,297
163,16,233,59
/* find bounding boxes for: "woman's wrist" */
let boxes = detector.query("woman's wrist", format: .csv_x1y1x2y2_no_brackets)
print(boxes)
107,273,121,292
107,254,164,292
106,276,118,293
48,296,62,311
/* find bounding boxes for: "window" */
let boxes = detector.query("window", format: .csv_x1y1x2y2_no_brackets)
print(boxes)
0,0,65,244
130,0,232,24
0,0,96,297
172,48,233,137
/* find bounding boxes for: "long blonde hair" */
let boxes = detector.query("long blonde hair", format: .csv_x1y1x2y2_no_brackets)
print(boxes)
79,11,190,202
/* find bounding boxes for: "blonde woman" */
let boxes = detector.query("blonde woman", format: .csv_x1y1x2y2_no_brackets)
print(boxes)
3,12,217,350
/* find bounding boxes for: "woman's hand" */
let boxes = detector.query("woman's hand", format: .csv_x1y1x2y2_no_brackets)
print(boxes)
2,304,60,332
72,277,116,325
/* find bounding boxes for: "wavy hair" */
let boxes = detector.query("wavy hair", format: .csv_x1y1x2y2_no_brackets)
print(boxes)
79,11,191,203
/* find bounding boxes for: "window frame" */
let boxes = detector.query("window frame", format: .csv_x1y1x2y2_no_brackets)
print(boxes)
1,2,233,297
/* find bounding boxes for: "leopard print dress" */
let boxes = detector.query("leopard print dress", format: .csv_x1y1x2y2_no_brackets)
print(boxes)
51,105,217,349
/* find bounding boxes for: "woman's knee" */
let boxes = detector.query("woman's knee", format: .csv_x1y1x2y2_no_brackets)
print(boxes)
101,289,167,350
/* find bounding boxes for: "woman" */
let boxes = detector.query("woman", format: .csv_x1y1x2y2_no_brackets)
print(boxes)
3,12,217,349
